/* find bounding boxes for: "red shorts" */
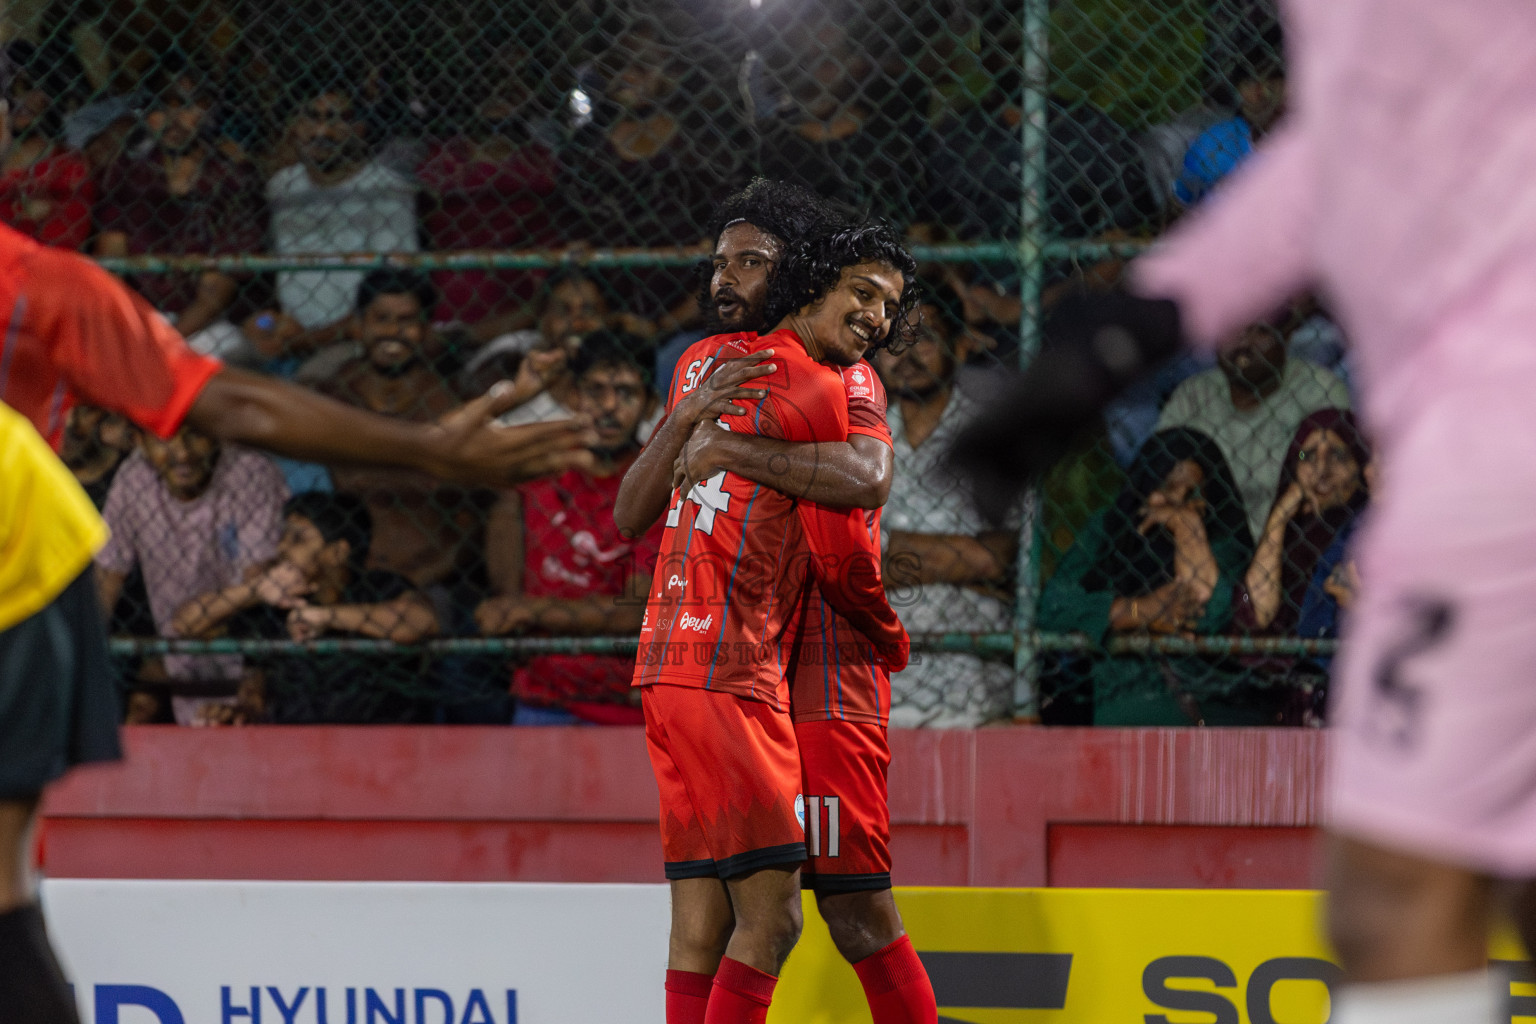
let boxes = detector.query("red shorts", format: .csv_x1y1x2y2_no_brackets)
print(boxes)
795,719,892,893
642,684,805,880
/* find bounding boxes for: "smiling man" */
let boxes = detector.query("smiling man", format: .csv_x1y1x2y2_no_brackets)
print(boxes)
619,184,936,1024
318,269,487,591
619,222,917,1024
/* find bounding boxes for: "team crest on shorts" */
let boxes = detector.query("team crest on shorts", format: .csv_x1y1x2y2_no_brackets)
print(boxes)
794,793,806,830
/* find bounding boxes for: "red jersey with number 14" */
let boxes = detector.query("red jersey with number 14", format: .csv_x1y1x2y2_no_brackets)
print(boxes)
632,329,908,709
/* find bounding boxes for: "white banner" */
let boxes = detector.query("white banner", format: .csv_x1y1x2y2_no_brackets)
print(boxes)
42,879,671,1024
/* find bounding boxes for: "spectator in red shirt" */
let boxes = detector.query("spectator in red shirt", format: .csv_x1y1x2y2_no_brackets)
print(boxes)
95,65,266,363
0,40,91,250
418,48,560,327
477,330,663,724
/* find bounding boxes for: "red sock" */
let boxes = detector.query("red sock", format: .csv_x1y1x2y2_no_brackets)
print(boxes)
666,969,714,1024
704,956,777,1024
853,934,938,1024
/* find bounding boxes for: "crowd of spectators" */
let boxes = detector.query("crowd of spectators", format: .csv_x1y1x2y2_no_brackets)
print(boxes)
4,0,1348,729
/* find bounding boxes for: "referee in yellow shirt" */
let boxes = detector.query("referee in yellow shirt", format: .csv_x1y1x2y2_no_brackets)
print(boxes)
0,405,119,1020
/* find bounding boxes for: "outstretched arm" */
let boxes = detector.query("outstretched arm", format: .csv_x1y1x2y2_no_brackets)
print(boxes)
673,429,892,510
189,369,597,487
37,243,598,488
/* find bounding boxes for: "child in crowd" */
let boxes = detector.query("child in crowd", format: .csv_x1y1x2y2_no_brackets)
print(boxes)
175,491,439,723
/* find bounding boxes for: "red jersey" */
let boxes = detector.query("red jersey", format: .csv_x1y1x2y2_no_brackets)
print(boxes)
0,223,221,450
513,457,663,711
788,363,894,726
0,148,93,251
632,330,908,709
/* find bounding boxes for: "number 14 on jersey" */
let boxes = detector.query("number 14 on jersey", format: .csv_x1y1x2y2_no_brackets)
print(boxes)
666,422,733,535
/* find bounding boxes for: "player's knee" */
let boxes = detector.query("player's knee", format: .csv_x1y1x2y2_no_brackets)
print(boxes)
818,890,904,964
734,885,802,970
765,896,803,969
670,914,733,967
668,880,734,970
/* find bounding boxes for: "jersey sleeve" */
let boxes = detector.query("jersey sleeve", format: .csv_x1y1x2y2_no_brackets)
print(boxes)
779,358,906,667
842,361,891,445
795,502,909,671
27,244,222,439
758,355,850,444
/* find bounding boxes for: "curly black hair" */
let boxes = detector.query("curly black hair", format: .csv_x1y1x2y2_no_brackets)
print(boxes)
760,221,922,354
709,177,848,247
694,178,850,329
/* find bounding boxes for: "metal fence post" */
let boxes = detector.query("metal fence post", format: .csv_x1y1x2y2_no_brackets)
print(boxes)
1011,0,1051,719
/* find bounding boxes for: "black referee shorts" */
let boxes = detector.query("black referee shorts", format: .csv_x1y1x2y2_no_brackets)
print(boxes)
0,566,122,799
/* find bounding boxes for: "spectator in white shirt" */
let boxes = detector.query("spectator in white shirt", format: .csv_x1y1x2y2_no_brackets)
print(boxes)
1156,321,1351,541
874,293,1020,727
242,78,419,376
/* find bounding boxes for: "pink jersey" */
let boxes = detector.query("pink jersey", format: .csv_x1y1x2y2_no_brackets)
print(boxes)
1133,0,1536,441
1134,1,1536,873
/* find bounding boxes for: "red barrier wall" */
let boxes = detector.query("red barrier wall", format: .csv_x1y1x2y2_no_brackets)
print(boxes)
41,726,1326,888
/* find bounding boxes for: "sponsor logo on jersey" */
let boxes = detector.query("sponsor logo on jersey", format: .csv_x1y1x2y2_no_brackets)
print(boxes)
844,366,872,399
666,574,688,594
678,612,714,634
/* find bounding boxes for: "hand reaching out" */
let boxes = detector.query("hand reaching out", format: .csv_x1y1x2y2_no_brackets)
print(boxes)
428,381,598,486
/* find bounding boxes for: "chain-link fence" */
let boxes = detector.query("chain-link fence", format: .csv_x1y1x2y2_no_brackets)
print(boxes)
14,0,1357,728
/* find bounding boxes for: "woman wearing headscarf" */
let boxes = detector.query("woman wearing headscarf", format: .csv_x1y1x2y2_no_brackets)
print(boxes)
1236,408,1370,715
1039,427,1255,724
